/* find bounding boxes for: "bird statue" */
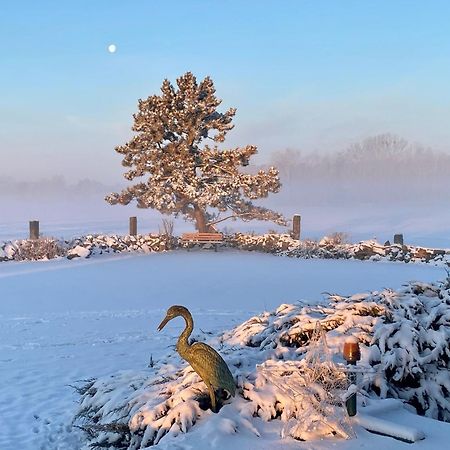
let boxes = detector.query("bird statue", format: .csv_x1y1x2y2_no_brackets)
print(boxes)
157,305,236,412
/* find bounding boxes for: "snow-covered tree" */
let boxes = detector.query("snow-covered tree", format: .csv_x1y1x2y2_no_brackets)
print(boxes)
106,72,285,232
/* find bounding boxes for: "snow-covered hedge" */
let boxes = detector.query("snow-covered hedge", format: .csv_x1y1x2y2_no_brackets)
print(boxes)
227,232,299,252
229,233,450,266
1,232,449,266
0,238,66,261
67,234,173,259
73,278,450,448
0,234,173,262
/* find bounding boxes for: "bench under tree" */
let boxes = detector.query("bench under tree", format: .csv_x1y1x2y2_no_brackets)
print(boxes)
181,233,224,251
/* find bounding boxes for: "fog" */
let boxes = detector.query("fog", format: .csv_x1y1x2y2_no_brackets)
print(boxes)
262,134,450,246
1,134,449,247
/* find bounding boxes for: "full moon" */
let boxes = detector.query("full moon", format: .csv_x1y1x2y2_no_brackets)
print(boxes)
107,44,117,53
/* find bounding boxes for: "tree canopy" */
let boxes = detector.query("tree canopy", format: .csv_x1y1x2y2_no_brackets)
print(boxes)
106,72,285,232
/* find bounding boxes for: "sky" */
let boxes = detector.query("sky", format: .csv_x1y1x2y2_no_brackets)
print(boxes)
2,0,450,183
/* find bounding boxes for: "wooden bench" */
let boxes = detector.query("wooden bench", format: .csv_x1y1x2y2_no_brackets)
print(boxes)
181,233,223,251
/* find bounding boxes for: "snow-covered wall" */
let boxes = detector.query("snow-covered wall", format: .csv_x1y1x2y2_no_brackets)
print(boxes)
1,232,449,267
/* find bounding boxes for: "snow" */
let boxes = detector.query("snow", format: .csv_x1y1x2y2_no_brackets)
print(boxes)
67,244,90,258
352,413,425,442
0,250,449,449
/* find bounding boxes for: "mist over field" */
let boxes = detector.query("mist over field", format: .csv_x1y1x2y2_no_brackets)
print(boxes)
263,134,450,246
1,133,449,246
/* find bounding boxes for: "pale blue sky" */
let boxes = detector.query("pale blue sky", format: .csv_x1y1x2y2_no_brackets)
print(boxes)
1,0,450,182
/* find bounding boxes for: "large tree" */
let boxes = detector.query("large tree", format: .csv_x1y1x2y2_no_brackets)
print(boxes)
106,72,285,232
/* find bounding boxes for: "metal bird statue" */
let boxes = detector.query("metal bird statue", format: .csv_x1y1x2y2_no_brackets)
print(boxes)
157,305,236,412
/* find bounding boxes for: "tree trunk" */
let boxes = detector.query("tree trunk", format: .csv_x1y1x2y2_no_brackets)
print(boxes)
193,205,209,232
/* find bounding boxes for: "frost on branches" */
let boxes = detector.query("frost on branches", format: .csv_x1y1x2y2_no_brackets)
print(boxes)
74,279,450,449
256,323,354,441
105,72,285,232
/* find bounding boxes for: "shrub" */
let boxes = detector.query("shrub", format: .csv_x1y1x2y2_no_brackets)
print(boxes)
13,238,66,261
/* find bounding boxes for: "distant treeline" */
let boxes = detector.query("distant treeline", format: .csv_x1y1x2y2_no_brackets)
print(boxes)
270,134,450,183
265,134,450,206
0,176,121,200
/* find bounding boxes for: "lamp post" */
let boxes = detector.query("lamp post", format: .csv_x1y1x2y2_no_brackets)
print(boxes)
343,336,360,416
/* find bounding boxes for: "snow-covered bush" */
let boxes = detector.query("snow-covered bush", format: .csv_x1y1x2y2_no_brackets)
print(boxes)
233,281,450,421
73,279,450,448
67,234,173,259
248,325,354,441
74,368,205,448
227,233,300,253
74,356,260,448
0,233,174,263
1,238,66,261
365,280,450,420
319,232,349,246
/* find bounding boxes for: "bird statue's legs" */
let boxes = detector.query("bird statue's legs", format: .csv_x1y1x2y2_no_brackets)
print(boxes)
207,383,217,413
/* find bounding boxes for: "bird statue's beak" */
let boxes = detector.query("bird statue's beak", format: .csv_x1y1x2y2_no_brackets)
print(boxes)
157,315,170,331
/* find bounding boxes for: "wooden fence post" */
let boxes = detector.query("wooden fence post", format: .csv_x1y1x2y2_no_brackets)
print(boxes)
129,216,137,236
29,220,39,240
292,214,301,240
393,234,404,246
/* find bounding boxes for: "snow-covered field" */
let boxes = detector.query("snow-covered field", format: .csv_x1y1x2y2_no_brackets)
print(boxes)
1,250,449,449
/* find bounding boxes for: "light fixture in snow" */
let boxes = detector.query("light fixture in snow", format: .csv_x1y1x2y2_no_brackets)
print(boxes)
107,44,117,53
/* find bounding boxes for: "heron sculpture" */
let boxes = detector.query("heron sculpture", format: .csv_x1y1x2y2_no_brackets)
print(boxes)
157,305,236,412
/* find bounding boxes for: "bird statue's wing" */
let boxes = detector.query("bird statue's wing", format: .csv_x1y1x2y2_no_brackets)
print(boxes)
189,342,236,396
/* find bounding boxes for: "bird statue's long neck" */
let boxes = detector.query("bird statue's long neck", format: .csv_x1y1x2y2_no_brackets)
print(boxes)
176,310,194,358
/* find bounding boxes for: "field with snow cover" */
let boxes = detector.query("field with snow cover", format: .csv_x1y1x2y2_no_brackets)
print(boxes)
1,249,450,449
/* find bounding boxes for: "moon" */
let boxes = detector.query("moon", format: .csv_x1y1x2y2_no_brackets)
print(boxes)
107,44,117,54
